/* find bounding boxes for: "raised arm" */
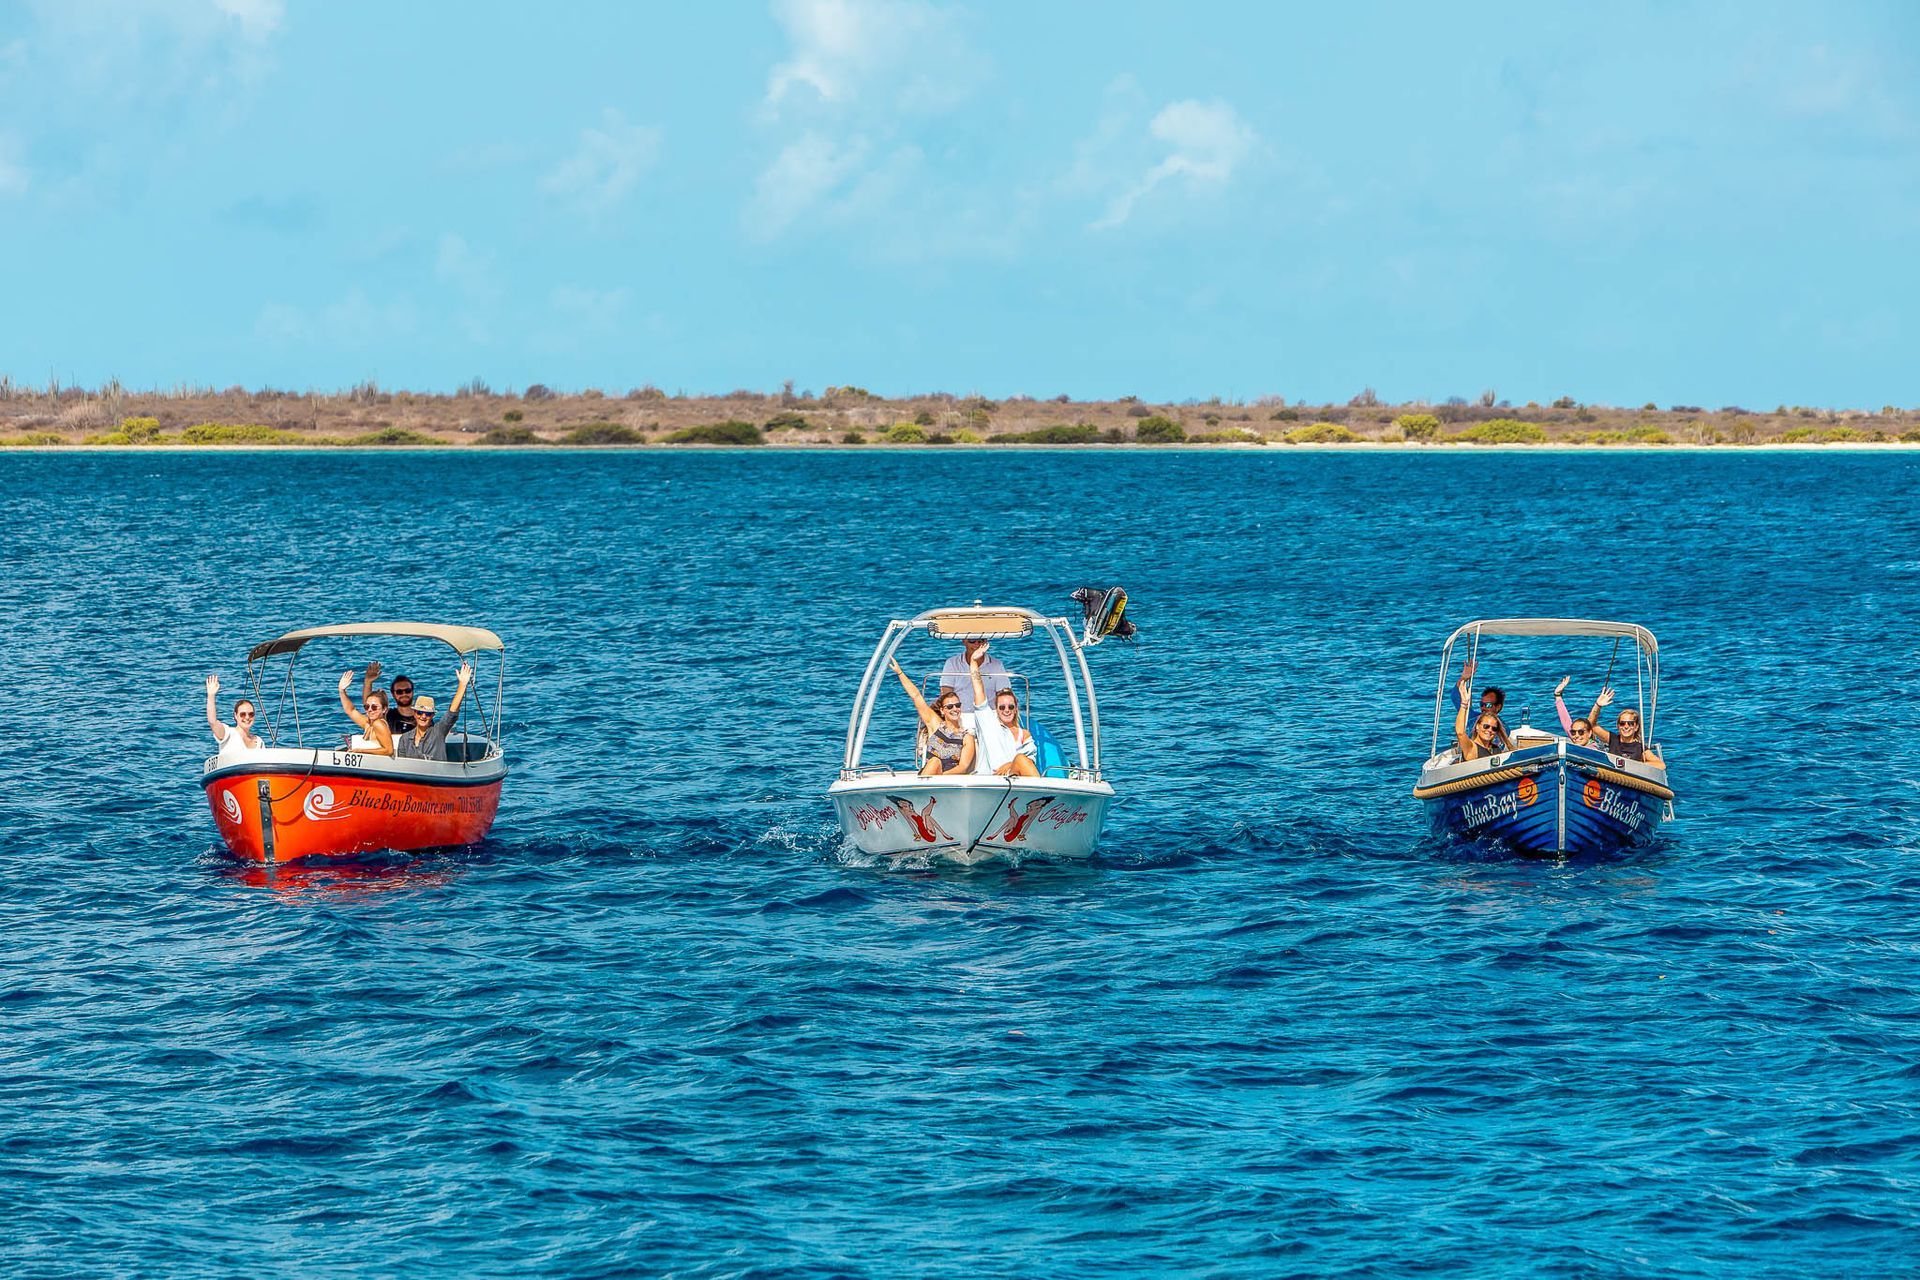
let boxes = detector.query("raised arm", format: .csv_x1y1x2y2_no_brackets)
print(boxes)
445,662,473,721
361,660,382,707
338,670,371,731
205,674,228,741
968,651,987,709
1587,686,1616,745
1452,656,1476,713
1553,676,1575,734
1452,699,1472,756
890,659,941,732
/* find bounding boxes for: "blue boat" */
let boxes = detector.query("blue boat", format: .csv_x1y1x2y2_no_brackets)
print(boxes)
1415,619,1675,855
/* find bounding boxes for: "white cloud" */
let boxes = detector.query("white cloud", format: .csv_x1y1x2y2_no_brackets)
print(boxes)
1094,98,1259,230
539,108,662,217
764,0,973,113
750,0,991,249
746,130,871,238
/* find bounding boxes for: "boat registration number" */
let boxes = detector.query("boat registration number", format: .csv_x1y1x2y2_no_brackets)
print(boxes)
332,751,364,768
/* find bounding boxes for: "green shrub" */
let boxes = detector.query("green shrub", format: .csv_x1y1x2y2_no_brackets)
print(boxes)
1136,416,1185,443
118,416,163,443
1268,408,1300,421
0,432,65,447
951,428,982,443
664,420,761,445
1902,430,1920,443
884,422,929,443
762,412,810,431
1394,413,1442,441
351,428,438,446
992,423,1100,444
1777,427,1817,443
840,430,865,444
1287,422,1362,444
913,410,936,426
1452,418,1547,444
563,421,645,445
924,432,956,445
178,422,304,445
479,425,546,445
1191,428,1266,444
503,409,524,423
85,432,135,445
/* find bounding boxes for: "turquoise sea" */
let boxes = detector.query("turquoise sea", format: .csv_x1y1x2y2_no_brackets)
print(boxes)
3,449,1919,1277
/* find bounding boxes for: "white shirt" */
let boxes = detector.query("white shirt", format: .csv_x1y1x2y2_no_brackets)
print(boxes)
939,654,1010,714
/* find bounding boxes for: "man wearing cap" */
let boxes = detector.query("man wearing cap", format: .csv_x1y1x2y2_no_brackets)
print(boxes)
395,663,474,761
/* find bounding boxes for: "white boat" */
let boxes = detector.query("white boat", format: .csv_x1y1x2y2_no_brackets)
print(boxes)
828,593,1129,864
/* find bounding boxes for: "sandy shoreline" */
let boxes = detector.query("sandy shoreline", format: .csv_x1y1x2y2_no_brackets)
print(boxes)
7,442,1920,454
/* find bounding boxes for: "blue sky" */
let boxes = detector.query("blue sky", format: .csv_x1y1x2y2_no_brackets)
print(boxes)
2,0,1916,405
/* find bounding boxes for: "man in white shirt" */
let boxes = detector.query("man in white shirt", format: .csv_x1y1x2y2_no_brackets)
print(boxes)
939,639,1010,716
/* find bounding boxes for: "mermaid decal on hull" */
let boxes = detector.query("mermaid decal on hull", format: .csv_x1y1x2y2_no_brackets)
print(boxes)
996,796,1056,843
886,795,955,844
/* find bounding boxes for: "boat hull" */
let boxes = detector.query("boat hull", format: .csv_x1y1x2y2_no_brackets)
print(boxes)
828,773,1114,863
203,748,506,863
1416,744,1669,856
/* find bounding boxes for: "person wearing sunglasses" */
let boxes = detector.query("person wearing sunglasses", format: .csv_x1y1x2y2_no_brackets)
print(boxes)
1453,704,1508,762
967,651,1039,777
1583,687,1662,765
1552,676,1600,748
889,658,976,776
335,670,397,756
1450,657,1512,751
204,674,264,759
395,664,475,761
360,660,419,733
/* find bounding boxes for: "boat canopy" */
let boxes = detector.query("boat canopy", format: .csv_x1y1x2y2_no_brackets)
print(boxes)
923,607,1038,640
1432,616,1660,753
248,621,506,662
1443,618,1657,659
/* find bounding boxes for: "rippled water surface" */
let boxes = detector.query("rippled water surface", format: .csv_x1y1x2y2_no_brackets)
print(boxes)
4,448,1920,1277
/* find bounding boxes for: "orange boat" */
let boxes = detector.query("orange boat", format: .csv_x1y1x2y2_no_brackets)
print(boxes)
202,622,509,864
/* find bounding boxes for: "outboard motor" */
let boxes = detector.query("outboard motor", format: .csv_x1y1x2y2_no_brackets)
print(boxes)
1071,586,1135,646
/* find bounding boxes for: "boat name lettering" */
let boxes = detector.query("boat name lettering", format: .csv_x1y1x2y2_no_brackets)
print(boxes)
343,789,488,816
1039,803,1088,829
1593,787,1645,831
852,803,899,831
1459,789,1522,829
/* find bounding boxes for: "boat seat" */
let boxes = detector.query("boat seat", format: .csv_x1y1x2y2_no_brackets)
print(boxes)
443,740,493,763
1031,720,1072,778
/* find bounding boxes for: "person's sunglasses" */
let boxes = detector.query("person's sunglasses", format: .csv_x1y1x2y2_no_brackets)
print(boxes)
364,703,382,712
414,709,434,719
236,711,254,719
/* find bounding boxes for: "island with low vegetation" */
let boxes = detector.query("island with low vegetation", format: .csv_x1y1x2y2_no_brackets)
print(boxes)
3,378,1917,448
